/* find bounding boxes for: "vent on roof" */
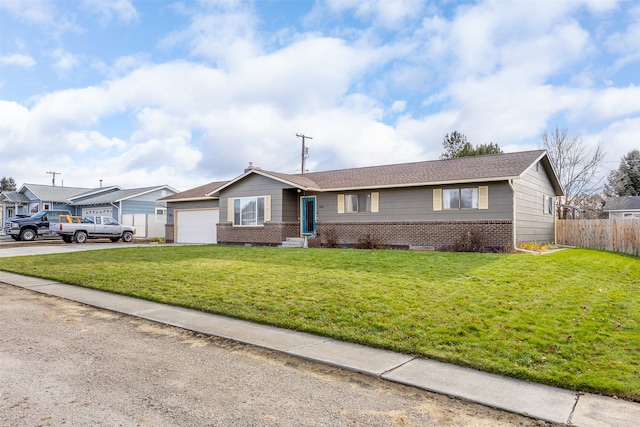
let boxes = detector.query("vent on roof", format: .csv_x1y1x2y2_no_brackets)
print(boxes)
245,162,261,173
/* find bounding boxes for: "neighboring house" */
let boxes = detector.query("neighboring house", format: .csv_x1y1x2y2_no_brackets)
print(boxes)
161,150,563,249
0,183,177,238
603,196,640,219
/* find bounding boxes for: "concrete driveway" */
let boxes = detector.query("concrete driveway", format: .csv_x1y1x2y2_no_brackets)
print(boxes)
0,235,162,257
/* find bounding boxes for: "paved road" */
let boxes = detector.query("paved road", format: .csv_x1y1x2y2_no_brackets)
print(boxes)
0,283,550,426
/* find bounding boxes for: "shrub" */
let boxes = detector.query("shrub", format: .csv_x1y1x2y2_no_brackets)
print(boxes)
453,230,488,253
322,228,340,248
355,233,383,250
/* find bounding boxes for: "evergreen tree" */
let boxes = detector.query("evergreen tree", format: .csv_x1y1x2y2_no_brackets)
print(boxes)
605,149,640,196
440,132,502,159
0,177,17,191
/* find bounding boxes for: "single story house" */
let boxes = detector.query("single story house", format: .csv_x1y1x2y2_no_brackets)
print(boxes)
603,196,640,219
161,149,563,249
1,183,177,238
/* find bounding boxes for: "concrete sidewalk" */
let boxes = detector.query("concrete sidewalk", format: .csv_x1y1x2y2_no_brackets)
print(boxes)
1,270,638,427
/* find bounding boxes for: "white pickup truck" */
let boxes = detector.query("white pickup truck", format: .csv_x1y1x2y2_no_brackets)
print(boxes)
49,215,136,243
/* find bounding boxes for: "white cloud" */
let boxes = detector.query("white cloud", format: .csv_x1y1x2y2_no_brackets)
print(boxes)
162,1,260,66
81,0,139,24
0,0,55,25
321,0,424,29
51,48,79,71
0,53,36,68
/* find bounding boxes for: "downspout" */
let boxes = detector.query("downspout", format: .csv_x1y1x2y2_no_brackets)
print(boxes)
508,179,517,250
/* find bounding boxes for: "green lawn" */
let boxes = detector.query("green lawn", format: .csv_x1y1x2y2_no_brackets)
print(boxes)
1,246,638,400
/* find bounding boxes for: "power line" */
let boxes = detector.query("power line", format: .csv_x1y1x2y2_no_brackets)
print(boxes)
46,171,61,186
296,133,313,174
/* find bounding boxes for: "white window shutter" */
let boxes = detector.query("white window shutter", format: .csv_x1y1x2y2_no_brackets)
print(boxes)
371,192,379,213
337,194,345,213
228,198,234,223
433,189,442,211
479,186,489,209
264,195,271,222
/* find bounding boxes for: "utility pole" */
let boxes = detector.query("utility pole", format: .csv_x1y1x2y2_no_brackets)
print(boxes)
46,171,61,186
296,133,312,174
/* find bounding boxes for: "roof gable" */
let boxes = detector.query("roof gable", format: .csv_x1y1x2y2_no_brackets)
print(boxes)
160,181,228,201
73,186,178,205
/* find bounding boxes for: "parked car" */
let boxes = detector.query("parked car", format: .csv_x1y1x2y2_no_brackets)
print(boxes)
4,210,72,241
49,215,136,243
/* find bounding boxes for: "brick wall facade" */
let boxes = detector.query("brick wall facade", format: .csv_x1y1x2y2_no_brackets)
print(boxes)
165,224,174,243
217,222,299,246
216,220,513,249
317,220,513,249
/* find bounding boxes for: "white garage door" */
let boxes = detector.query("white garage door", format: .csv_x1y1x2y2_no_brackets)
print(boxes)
176,209,219,244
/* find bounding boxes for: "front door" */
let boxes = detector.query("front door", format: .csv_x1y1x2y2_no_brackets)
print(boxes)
301,196,316,236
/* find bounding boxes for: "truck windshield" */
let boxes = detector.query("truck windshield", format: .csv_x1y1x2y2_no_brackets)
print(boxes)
30,211,47,220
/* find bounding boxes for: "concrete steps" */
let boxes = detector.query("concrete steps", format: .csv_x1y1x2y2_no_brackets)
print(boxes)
280,237,305,248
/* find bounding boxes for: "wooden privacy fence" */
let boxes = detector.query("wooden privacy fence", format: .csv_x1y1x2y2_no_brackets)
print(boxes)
556,219,640,256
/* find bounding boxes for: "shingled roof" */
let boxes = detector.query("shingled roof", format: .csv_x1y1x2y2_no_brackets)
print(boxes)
211,149,563,195
19,183,99,202
604,196,640,211
160,181,229,201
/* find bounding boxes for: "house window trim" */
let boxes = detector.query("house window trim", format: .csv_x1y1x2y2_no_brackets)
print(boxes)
155,207,167,222
229,195,271,226
544,195,554,215
338,192,379,214
435,186,488,211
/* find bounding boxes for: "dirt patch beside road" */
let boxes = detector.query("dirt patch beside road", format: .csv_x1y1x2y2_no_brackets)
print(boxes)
0,283,553,426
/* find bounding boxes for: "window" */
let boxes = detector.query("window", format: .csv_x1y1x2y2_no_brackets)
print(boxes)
155,207,167,222
43,203,51,210
544,196,554,215
233,196,266,226
338,193,379,213
345,193,371,213
443,188,478,209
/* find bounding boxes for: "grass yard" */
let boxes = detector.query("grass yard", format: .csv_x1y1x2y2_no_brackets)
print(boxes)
0,246,638,400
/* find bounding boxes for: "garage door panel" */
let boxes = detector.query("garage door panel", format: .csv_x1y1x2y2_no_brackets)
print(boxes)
176,209,218,244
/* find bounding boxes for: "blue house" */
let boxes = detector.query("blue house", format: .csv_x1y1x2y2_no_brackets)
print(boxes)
1,183,177,238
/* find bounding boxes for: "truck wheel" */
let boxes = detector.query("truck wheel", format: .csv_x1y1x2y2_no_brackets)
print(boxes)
19,228,37,241
74,231,88,244
62,236,73,243
122,231,133,243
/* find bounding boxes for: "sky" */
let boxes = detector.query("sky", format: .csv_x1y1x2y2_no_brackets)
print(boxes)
1,0,639,192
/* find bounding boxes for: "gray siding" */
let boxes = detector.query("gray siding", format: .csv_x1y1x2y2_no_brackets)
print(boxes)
166,199,219,225
219,174,296,222
282,189,299,222
128,189,171,203
314,182,513,222
513,162,556,243
121,200,158,216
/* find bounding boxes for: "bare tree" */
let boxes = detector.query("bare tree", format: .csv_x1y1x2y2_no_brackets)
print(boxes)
541,126,605,218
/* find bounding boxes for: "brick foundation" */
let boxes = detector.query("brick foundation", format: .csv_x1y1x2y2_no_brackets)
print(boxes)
217,222,299,246
165,224,174,243
317,220,513,249
215,220,513,249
